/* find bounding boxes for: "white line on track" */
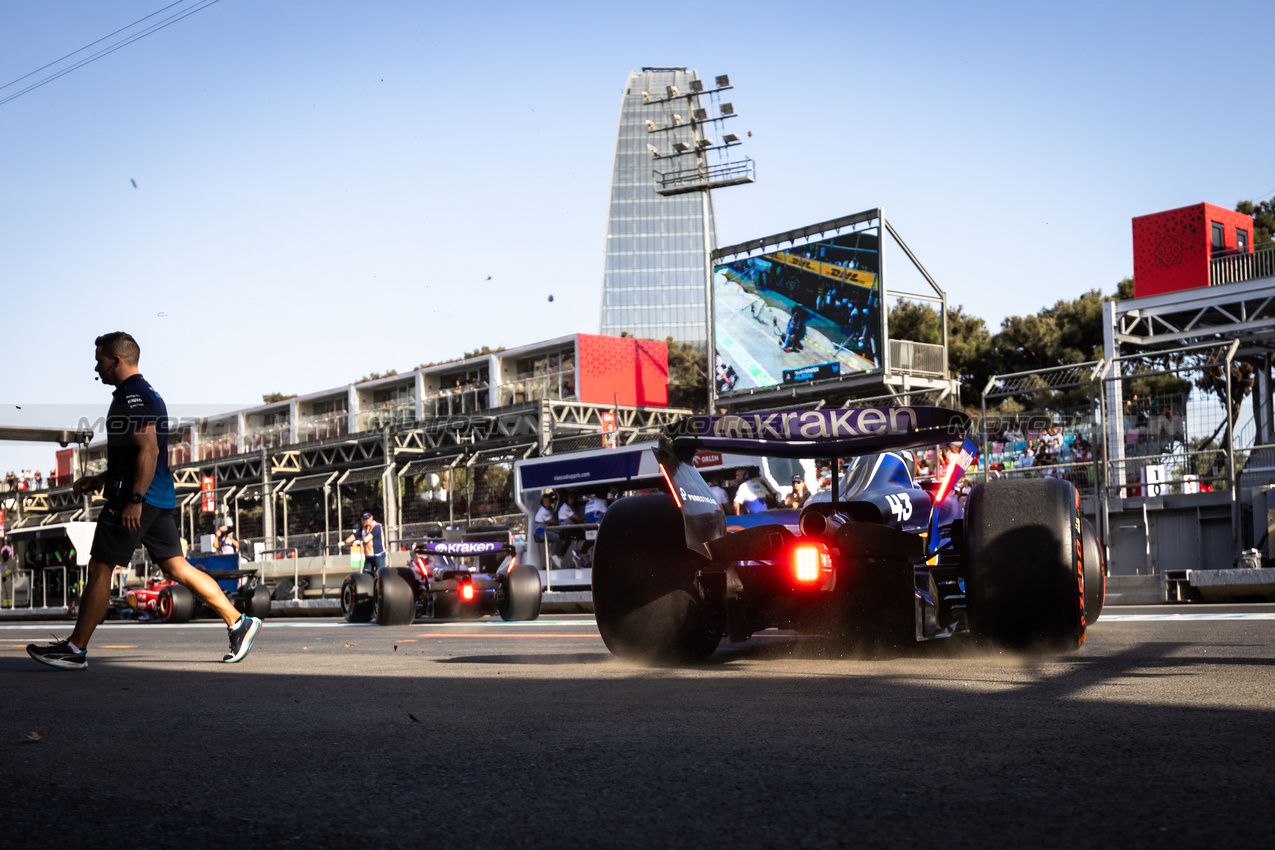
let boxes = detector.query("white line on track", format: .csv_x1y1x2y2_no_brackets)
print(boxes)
0,619,598,630
1100,613,1275,621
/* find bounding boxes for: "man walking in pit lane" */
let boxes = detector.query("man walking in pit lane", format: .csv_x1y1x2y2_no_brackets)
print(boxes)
344,511,386,573
27,332,262,670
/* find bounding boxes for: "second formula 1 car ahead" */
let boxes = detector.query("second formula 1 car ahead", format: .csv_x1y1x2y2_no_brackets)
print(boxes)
341,538,542,625
591,407,1104,663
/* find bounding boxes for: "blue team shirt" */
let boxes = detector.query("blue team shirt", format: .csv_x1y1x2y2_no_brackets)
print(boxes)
105,374,176,509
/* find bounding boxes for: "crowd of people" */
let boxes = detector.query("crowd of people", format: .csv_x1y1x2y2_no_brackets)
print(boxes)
3,469,57,491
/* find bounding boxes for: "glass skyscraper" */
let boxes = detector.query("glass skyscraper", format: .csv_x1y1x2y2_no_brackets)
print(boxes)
600,68,717,347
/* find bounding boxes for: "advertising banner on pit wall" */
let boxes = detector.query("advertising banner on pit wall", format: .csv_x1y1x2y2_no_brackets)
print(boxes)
713,227,883,397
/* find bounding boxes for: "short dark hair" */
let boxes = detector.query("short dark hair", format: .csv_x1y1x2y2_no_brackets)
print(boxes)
95,332,140,365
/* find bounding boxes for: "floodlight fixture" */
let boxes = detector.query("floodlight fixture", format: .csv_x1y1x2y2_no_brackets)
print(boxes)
642,91,651,103
720,102,735,115
689,79,703,93
645,119,657,131
693,108,708,121
672,113,684,125
723,133,739,144
715,74,730,87
673,141,691,153
647,143,661,158
666,85,679,98
696,137,713,149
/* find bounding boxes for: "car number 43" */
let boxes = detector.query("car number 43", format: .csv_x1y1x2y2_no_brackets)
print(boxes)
886,493,912,522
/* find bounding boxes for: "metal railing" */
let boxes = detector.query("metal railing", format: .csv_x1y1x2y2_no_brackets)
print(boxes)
1210,242,1275,286
423,385,490,417
496,371,576,406
297,410,349,442
535,522,599,592
244,423,291,451
356,403,416,433
257,547,302,600
889,339,945,377
654,157,756,195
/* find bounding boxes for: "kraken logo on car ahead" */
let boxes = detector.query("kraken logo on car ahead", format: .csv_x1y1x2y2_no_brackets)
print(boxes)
885,492,913,522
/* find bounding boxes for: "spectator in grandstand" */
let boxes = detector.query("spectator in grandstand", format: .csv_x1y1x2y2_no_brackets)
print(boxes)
215,524,239,556
1018,443,1036,470
344,511,386,573
785,474,810,509
33,470,42,489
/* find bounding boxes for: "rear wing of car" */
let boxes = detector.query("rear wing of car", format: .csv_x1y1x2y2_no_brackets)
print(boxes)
666,407,971,460
418,541,514,556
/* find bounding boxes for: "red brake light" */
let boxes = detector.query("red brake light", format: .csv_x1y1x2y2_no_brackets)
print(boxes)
461,584,475,601
792,543,826,583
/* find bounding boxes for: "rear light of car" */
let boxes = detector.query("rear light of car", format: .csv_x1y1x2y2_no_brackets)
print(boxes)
792,542,830,583
460,583,475,601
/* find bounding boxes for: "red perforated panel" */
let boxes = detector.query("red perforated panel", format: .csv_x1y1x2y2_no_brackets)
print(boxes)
1132,203,1255,297
576,334,668,407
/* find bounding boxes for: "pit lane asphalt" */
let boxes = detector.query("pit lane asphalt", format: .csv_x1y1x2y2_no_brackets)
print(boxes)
4,605,1274,849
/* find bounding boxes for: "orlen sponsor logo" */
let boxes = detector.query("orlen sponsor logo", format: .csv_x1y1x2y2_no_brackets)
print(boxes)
692,452,723,468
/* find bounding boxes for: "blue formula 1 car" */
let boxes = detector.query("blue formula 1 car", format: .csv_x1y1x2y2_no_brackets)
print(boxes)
591,407,1105,662
341,539,542,626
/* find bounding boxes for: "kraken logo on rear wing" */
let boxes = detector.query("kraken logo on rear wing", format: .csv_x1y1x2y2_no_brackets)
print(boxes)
665,407,972,459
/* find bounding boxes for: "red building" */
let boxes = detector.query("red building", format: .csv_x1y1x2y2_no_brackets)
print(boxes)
576,334,668,407
1132,202,1256,297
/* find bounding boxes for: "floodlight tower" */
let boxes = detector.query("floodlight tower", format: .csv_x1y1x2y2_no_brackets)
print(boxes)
646,73,755,409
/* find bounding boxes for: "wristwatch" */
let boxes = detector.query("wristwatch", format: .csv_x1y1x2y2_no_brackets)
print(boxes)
129,492,146,504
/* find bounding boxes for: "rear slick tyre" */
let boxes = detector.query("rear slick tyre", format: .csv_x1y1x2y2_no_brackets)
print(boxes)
1081,518,1105,625
374,567,417,626
341,572,375,623
498,562,542,622
247,584,272,620
965,478,1086,651
157,584,195,624
591,494,721,663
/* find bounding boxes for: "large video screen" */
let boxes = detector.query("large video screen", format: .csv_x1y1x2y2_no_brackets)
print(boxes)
713,227,882,396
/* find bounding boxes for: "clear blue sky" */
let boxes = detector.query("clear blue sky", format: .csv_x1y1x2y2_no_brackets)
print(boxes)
3,0,1273,474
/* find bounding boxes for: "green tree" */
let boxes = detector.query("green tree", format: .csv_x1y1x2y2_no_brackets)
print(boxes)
1235,197,1274,245
261,392,296,403
356,369,398,383
887,301,993,407
666,337,707,412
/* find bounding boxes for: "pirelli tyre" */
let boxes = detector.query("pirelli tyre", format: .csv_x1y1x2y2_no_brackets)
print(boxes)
341,572,375,623
246,584,272,620
374,567,418,626
591,494,722,663
1081,517,1106,624
497,560,542,621
965,478,1086,651
157,584,195,624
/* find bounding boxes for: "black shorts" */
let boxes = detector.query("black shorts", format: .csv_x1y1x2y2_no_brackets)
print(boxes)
91,501,184,566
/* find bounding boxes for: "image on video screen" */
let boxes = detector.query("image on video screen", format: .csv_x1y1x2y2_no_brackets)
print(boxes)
713,228,881,395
